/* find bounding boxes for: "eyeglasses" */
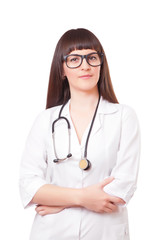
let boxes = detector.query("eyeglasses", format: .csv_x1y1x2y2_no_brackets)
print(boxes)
63,52,104,69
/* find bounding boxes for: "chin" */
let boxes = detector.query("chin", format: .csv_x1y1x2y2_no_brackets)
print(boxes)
77,85,98,93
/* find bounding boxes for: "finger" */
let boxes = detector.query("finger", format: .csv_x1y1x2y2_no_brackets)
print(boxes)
100,177,114,188
109,196,125,205
36,206,42,210
103,207,113,213
107,202,118,212
39,210,45,216
35,206,40,212
36,206,45,214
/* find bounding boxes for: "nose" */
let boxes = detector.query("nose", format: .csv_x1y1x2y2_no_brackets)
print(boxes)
81,58,91,70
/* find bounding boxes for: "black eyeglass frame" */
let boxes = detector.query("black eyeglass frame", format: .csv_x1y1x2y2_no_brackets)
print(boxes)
63,52,104,69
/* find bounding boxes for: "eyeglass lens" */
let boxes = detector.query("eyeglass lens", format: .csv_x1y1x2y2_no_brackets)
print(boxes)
66,53,102,68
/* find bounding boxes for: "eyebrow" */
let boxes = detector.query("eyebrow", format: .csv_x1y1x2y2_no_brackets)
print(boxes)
66,52,97,56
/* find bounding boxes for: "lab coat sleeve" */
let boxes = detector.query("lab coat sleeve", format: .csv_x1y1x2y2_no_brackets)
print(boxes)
19,111,48,209
103,105,141,205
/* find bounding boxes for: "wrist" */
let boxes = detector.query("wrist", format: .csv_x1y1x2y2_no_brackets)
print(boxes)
74,188,84,207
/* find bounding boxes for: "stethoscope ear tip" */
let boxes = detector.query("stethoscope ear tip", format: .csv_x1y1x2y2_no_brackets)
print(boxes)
67,153,72,158
53,153,72,163
53,159,58,163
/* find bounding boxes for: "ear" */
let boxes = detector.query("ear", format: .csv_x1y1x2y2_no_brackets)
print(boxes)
62,75,67,81
62,68,66,78
62,68,66,80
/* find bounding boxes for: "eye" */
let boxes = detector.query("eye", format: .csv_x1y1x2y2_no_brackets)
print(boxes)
88,54,99,61
89,56,97,61
70,57,79,62
68,56,80,63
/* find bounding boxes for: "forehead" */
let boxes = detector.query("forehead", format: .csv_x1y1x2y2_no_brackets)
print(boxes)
68,49,97,55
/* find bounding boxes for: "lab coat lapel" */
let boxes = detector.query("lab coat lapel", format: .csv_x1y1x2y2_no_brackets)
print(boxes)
90,97,119,139
88,113,101,140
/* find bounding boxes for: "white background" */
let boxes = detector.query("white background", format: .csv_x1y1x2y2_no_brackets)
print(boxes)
0,0,159,239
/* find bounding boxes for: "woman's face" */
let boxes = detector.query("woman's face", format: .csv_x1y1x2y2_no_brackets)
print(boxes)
63,49,101,94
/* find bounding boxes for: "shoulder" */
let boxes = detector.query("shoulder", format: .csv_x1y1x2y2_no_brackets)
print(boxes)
111,102,140,130
30,105,62,132
36,105,62,120
104,101,141,136
100,97,139,120
115,103,138,119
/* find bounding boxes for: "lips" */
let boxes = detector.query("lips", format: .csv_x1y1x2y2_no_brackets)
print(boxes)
79,75,92,78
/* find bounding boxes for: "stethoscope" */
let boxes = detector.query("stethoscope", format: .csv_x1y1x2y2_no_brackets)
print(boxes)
52,96,100,170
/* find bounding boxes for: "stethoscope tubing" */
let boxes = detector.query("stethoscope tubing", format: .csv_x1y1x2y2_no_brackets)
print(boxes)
52,116,72,162
51,96,100,169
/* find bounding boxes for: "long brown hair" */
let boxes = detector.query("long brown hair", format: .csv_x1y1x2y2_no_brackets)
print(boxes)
46,28,118,109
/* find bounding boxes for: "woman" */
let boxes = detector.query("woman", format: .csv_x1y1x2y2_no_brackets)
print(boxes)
19,28,140,240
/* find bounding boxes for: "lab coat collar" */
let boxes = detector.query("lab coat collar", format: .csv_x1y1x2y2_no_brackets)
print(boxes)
60,96,119,117
98,96,118,114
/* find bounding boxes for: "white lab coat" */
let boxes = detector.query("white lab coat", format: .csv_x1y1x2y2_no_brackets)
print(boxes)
19,97,140,240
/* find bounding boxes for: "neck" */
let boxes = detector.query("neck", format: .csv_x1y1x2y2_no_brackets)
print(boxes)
69,88,99,112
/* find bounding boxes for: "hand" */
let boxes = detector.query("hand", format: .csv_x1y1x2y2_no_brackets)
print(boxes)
80,177,125,213
35,205,65,216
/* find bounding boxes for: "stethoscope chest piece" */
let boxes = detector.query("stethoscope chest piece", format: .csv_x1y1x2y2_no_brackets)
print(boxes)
79,159,91,170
